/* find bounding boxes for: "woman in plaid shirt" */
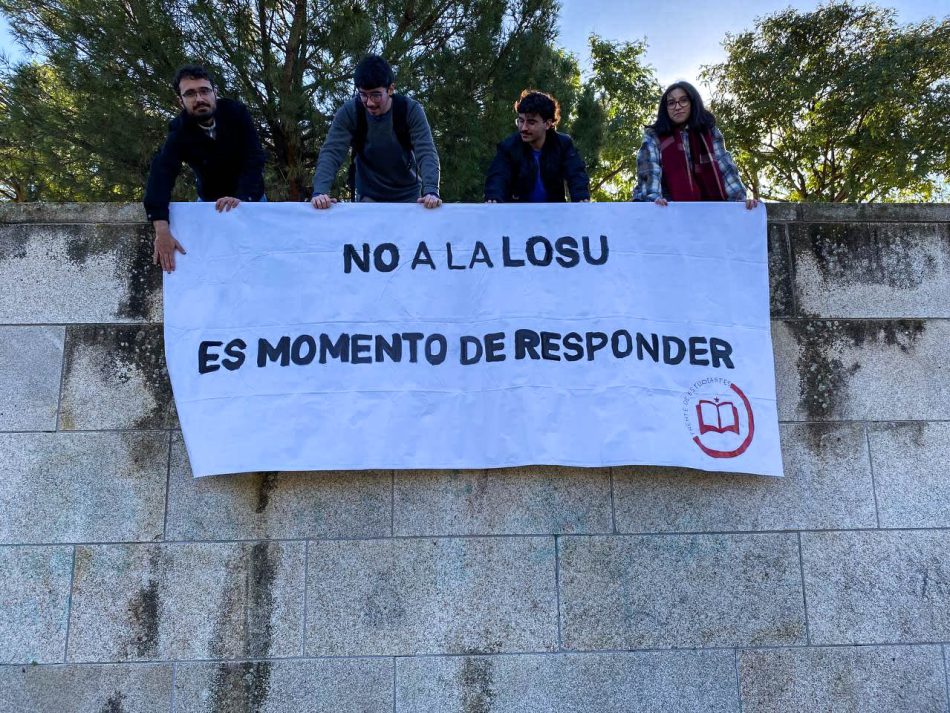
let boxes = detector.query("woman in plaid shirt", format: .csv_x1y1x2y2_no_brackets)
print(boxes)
633,81,757,209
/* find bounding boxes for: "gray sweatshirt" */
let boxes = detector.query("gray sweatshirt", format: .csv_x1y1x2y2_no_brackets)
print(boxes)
312,97,441,201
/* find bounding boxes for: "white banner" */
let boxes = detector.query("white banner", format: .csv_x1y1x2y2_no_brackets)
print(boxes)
165,202,782,477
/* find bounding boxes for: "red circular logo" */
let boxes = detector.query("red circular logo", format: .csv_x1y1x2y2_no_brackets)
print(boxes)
683,378,755,458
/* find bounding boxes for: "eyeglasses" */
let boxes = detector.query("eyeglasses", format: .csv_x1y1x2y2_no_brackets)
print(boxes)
357,90,387,104
181,87,214,100
666,97,691,109
515,117,544,128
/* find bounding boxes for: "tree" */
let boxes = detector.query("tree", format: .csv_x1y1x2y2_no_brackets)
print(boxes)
574,35,660,201
0,0,574,202
702,2,950,202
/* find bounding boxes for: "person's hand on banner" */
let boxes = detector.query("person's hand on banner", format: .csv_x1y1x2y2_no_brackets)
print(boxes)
152,220,186,273
215,196,241,212
417,193,442,209
745,198,759,210
311,194,337,209
653,197,669,207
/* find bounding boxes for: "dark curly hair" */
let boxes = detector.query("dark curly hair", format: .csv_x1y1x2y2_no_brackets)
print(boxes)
514,89,560,125
354,55,394,89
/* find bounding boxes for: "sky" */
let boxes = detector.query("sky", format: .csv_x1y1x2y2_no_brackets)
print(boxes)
1,1,944,88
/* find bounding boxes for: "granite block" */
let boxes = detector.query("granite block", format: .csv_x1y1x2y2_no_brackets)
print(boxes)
67,542,304,662
868,422,950,528
58,325,176,430
166,434,391,540
0,546,72,664
0,327,64,432
791,222,950,318
0,432,168,544
773,319,949,421
174,658,392,713
797,203,950,223
393,467,611,536
768,224,794,317
0,663,173,713
0,202,146,224
559,534,806,650
0,222,160,324
738,645,947,713
306,537,558,656
613,422,876,532
396,651,738,713
802,530,950,644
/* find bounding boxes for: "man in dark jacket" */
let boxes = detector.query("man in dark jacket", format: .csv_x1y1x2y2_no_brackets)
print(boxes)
144,64,266,272
484,90,590,203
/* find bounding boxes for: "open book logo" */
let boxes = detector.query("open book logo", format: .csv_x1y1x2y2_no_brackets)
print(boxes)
682,379,755,459
696,398,740,435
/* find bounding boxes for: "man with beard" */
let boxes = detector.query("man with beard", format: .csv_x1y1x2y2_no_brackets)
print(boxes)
484,89,590,203
144,64,266,272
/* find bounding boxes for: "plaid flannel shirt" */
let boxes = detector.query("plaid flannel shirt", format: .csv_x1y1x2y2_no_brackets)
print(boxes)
632,126,747,202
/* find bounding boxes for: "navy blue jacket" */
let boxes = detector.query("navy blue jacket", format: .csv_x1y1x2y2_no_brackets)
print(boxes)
484,130,590,203
144,98,266,222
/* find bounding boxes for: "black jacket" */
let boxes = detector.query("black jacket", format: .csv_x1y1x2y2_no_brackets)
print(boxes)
484,130,590,203
144,98,266,222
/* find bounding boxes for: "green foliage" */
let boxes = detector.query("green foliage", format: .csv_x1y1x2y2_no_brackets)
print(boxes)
0,0,595,202
702,2,950,202
576,35,661,201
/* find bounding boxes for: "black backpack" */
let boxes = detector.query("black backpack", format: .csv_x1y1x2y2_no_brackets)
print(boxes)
347,93,414,199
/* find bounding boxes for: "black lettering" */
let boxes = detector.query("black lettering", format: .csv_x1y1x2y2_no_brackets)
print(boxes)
411,242,436,270
612,330,633,358
402,332,424,362
637,332,660,362
585,331,608,360
710,338,735,369
343,243,370,273
555,237,580,267
515,329,541,359
526,236,553,266
582,235,609,265
291,335,316,365
374,243,399,272
541,331,561,361
460,335,483,365
563,332,584,361
258,336,290,367
446,242,465,270
319,333,350,363
199,340,223,374
375,334,402,361
662,336,686,365
502,236,525,267
222,339,246,371
689,337,710,366
469,241,494,268
425,334,448,365
351,334,372,364
485,332,506,362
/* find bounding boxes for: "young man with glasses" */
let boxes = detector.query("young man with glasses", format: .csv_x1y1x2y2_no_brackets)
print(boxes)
144,64,267,272
484,89,590,204
310,55,441,209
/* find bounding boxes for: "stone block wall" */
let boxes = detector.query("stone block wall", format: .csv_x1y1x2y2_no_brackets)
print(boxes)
0,202,948,712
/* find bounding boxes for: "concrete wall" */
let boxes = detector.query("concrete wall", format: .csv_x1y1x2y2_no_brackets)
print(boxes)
0,202,948,712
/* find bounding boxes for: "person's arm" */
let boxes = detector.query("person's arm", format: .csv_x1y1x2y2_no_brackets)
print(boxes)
484,139,513,203
406,101,441,203
144,131,187,271
711,126,749,203
560,135,591,202
632,131,663,203
233,102,266,202
311,102,357,205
